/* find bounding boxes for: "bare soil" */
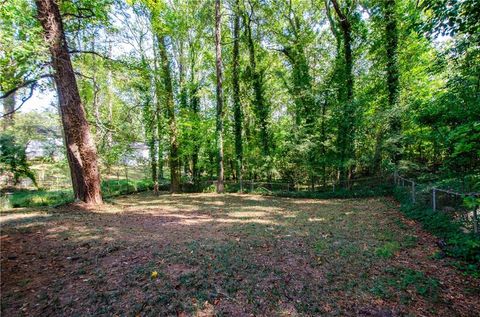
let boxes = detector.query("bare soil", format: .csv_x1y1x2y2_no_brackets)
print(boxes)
1,192,479,316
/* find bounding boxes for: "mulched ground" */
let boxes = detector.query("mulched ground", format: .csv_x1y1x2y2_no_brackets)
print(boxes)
1,192,479,316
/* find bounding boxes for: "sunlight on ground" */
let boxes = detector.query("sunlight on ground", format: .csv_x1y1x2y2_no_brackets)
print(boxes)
1,192,479,316
0,212,51,224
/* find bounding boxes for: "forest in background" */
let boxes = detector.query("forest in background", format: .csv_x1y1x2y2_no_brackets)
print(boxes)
1,0,479,202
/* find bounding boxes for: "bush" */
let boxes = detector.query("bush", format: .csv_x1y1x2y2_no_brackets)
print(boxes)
2,178,155,209
263,184,393,199
6,189,73,208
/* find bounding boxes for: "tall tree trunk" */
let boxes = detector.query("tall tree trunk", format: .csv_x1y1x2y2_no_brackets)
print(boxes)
190,82,200,185
385,0,401,165
2,92,15,130
331,0,354,185
215,0,225,193
232,0,243,187
245,8,269,157
157,36,180,193
143,98,158,187
35,0,102,204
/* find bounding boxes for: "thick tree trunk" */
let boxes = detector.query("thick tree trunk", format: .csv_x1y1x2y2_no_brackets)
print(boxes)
215,0,225,193
35,0,102,204
157,36,180,193
2,92,15,130
232,0,243,187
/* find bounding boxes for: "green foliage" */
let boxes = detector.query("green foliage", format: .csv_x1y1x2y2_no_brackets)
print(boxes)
7,189,73,208
394,188,480,275
375,241,401,258
5,179,154,208
1,0,478,202
0,134,37,187
371,267,440,301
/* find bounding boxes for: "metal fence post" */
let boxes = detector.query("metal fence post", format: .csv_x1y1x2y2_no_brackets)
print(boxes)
432,188,436,211
411,181,416,204
473,207,479,235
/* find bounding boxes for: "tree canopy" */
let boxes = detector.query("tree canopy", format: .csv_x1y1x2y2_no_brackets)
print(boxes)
1,0,479,198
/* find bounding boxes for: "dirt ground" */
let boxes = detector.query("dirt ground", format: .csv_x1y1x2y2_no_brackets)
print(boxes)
1,192,479,316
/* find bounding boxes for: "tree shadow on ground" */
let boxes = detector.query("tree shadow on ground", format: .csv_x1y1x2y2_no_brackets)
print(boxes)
1,192,479,316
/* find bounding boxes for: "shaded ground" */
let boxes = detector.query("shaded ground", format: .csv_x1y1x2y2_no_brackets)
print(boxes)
1,192,479,316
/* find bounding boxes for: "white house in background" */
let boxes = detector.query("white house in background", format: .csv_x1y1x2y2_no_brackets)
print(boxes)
26,139,64,160
121,142,150,166
26,140,149,166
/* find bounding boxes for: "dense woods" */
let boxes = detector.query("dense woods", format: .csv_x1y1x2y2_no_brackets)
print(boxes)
1,1,480,315
1,0,479,201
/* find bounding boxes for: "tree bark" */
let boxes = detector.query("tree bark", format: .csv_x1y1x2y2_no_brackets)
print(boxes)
245,6,269,157
35,0,102,204
2,92,15,131
385,0,401,165
157,36,180,193
232,0,243,187
190,82,200,185
330,0,355,185
215,0,225,193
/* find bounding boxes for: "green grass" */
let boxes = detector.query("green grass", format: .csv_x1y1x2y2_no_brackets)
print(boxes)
2,179,154,209
375,241,401,258
4,189,73,208
370,267,440,302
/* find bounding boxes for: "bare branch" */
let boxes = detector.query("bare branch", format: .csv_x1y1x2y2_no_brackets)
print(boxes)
0,82,38,118
0,74,53,99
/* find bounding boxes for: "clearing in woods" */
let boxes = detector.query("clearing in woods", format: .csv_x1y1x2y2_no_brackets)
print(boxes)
1,193,479,316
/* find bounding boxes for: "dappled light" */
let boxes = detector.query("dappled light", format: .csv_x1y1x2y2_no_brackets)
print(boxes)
1,193,479,316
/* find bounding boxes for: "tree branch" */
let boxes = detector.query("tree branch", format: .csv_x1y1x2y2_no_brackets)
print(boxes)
0,74,53,99
0,82,38,118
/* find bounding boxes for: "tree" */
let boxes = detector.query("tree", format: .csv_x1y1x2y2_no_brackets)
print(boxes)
35,0,102,204
2,93,15,130
244,1,270,159
232,0,243,185
157,35,181,193
328,0,356,184
215,0,225,193
385,0,401,165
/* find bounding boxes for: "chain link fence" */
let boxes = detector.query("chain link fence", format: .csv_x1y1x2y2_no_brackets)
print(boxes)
394,172,480,234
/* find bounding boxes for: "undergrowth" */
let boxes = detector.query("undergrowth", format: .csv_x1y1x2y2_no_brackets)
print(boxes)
2,179,154,209
394,187,480,277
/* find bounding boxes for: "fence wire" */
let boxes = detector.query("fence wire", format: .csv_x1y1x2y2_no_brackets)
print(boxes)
394,172,479,235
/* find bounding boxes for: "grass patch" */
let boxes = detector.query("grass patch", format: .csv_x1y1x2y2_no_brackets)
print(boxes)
371,267,440,302
2,179,154,209
375,241,401,258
